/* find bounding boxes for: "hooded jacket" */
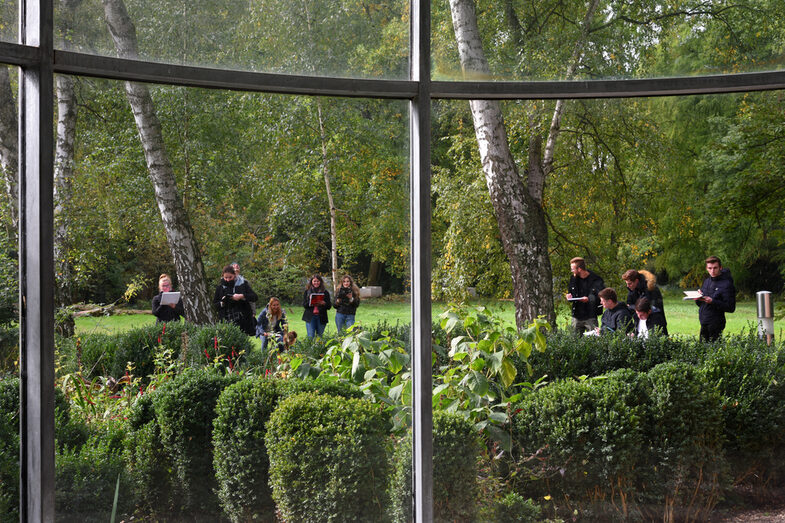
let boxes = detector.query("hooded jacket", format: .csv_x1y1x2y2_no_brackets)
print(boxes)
214,277,258,335
697,268,736,326
601,302,634,334
568,270,604,320
626,270,665,313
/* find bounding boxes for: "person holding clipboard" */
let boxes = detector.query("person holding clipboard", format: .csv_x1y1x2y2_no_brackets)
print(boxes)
302,274,332,338
151,273,184,323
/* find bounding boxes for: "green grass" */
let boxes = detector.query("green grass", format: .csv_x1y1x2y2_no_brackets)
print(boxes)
75,295,776,338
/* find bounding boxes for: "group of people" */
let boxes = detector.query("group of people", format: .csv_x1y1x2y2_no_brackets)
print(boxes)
565,255,736,342
151,263,362,350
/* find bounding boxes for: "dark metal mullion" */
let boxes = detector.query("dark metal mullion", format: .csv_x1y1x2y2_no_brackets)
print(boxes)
410,0,432,522
53,50,418,99
0,41,40,66
19,0,55,520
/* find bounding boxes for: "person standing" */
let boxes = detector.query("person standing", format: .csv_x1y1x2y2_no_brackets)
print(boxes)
696,255,736,342
231,261,256,316
256,297,288,351
633,297,668,339
214,265,258,335
565,257,605,334
334,274,361,332
597,288,634,335
151,273,184,323
302,274,332,338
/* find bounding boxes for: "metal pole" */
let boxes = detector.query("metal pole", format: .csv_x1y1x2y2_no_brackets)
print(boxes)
410,0,432,521
19,0,55,520
756,291,774,346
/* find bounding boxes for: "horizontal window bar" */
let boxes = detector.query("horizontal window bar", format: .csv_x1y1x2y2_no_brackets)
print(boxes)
0,42,40,67
54,51,418,98
432,71,785,99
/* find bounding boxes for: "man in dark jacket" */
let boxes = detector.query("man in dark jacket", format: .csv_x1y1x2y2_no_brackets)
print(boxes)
565,257,605,334
598,288,634,334
633,298,668,338
696,255,736,342
214,265,258,336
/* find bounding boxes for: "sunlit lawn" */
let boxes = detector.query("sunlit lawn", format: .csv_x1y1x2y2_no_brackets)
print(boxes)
75,293,776,339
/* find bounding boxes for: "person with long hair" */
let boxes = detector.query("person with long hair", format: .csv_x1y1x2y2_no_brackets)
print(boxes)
151,273,184,322
334,274,361,332
301,274,332,338
256,296,288,351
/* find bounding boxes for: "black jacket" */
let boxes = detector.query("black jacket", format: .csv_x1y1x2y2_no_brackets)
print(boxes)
214,278,258,335
697,268,736,327
151,292,184,323
334,286,360,315
626,279,665,313
568,270,604,320
633,311,668,337
301,287,332,323
601,303,634,334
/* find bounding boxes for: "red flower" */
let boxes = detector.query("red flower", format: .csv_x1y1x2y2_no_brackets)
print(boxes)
265,369,271,377
204,349,210,359
162,323,166,335
214,336,218,350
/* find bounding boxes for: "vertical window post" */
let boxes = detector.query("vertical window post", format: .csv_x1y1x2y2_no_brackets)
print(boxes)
19,0,55,519
409,0,432,521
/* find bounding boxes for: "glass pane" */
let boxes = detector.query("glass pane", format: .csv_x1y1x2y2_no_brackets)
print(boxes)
433,0,785,81
51,75,410,519
56,0,409,79
0,0,16,43
431,91,784,518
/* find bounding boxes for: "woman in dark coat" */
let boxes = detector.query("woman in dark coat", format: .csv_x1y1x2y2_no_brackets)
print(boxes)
214,265,258,335
302,274,331,338
151,273,184,322
334,274,361,332
256,296,288,351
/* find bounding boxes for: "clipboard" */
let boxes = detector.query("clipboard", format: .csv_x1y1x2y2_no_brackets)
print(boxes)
161,292,180,305
309,293,325,307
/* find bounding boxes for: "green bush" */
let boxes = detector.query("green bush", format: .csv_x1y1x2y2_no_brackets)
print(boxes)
246,264,305,305
701,337,785,497
55,421,133,522
114,321,191,380
642,361,727,522
153,367,239,516
123,392,180,518
266,392,390,522
187,321,252,368
513,369,649,520
389,410,481,523
0,326,17,373
213,376,364,521
68,332,118,377
0,376,19,521
492,492,542,523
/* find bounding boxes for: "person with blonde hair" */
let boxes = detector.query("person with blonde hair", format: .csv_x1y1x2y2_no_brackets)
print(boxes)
151,273,184,322
334,274,361,332
256,296,288,351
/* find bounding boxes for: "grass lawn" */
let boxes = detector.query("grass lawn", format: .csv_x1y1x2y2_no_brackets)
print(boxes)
75,293,777,339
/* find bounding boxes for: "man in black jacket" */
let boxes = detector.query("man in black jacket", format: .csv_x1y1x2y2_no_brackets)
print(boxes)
565,257,605,334
696,255,736,342
597,287,634,334
214,265,258,336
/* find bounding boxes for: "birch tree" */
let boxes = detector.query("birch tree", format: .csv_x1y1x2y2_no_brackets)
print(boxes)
0,67,18,243
102,0,213,323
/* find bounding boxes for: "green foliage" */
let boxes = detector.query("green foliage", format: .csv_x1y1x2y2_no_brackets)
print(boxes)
700,337,785,497
114,321,189,380
492,492,542,523
389,411,481,523
187,321,252,369
0,376,19,521
265,392,390,523
55,422,133,523
153,367,239,516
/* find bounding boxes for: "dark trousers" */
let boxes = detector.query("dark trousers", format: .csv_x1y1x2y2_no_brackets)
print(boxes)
700,321,725,342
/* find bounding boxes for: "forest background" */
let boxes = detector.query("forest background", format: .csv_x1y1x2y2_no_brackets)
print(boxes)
0,0,784,332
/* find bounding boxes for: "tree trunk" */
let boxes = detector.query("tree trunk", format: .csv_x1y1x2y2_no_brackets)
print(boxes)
449,0,555,328
315,101,339,289
103,0,213,324
0,66,18,242
54,74,77,306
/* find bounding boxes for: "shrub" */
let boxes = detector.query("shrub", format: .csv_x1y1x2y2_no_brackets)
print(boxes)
70,332,119,377
700,337,785,498
153,367,239,516
0,326,17,373
0,376,19,521
187,321,252,368
266,392,390,522
114,321,191,380
389,410,481,522
513,369,649,520
492,492,542,523
123,392,180,518
55,421,133,522
213,376,364,522
642,361,727,522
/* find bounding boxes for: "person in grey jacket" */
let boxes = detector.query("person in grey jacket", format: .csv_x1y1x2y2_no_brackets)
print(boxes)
597,287,633,335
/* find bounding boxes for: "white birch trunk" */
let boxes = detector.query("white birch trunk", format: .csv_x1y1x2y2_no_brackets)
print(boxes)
103,0,213,324
54,74,77,306
449,0,555,328
0,66,18,241
316,101,339,288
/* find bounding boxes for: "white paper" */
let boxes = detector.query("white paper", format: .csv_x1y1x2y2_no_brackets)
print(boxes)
567,297,585,302
682,290,701,300
161,291,180,305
